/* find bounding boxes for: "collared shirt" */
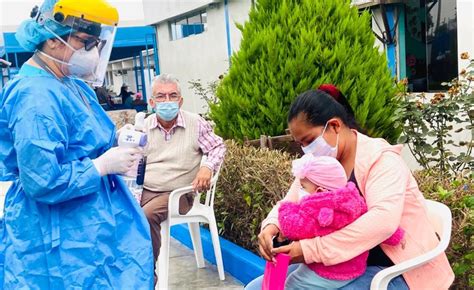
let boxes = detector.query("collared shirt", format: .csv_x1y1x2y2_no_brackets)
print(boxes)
149,111,226,171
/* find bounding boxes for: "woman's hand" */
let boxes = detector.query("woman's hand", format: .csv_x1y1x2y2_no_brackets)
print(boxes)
258,224,280,262
272,241,305,264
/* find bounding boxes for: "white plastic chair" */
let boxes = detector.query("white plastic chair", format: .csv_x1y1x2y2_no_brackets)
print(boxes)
370,199,452,290
157,165,225,290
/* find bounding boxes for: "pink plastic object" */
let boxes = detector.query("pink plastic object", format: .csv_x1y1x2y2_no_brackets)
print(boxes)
262,253,291,290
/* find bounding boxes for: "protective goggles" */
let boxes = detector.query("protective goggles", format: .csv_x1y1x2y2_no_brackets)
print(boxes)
71,34,106,52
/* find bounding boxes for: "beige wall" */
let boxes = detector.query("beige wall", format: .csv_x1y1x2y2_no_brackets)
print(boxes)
150,0,252,114
457,0,474,74
143,0,219,25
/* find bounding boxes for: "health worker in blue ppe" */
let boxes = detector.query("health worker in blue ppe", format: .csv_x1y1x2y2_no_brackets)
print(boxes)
0,0,154,288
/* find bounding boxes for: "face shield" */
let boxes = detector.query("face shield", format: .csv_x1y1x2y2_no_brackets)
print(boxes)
37,0,118,86
0,33,5,58
41,16,116,86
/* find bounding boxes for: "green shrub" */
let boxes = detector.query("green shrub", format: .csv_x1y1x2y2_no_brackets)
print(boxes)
393,57,474,288
210,0,400,143
214,140,293,251
215,142,473,288
414,171,474,289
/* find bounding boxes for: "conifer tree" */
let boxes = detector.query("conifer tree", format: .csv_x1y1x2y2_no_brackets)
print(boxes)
210,0,400,143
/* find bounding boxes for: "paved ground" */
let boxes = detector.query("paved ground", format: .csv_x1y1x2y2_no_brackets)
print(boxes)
0,181,244,290
164,238,243,290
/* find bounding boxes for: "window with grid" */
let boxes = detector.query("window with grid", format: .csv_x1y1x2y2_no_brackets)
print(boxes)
404,0,458,92
170,10,207,41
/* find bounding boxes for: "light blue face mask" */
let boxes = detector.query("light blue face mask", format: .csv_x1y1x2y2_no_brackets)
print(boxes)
155,101,179,121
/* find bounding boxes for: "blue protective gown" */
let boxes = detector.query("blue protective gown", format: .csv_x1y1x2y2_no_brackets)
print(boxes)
0,64,154,289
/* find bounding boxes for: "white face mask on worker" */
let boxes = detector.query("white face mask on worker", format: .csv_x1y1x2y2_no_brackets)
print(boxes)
55,36,100,77
42,26,100,78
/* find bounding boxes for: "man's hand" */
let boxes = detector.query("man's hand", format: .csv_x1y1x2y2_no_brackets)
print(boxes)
272,241,305,264
191,166,212,191
258,224,280,262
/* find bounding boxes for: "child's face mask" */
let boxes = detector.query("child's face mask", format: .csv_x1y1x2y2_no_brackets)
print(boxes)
298,188,310,199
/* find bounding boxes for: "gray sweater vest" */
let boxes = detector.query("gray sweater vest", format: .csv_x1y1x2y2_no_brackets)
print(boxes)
143,110,202,192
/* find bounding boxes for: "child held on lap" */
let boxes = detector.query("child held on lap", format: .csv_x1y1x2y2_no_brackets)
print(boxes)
277,154,405,289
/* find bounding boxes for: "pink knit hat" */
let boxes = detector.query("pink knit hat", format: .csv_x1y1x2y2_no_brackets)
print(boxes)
292,155,347,191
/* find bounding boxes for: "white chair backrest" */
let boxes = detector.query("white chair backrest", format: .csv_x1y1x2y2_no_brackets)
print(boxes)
198,154,223,208
424,199,452,251
204,164,222,209
370,199,452,290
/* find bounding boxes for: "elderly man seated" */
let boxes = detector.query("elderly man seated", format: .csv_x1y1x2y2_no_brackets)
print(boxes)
141,73,226,284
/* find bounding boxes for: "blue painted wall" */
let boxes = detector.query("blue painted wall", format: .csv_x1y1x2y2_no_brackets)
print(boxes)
385,6,397,77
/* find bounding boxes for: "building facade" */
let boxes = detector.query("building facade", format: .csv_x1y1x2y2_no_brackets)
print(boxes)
360,0,473,169
144,0,473,113
1,1,158,105
142,0,253,113
361,0,473,91
143,0,473,169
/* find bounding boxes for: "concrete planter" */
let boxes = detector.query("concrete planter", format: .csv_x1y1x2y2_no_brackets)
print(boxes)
170,224,265,285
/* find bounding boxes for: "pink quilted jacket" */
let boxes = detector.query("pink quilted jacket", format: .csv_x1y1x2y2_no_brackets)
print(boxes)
278,182,404,280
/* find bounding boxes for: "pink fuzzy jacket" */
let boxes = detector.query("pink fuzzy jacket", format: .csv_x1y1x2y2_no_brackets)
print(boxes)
278,183,404,280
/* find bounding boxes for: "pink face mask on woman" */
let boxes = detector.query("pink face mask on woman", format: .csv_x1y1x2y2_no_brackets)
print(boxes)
301,122,339,158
